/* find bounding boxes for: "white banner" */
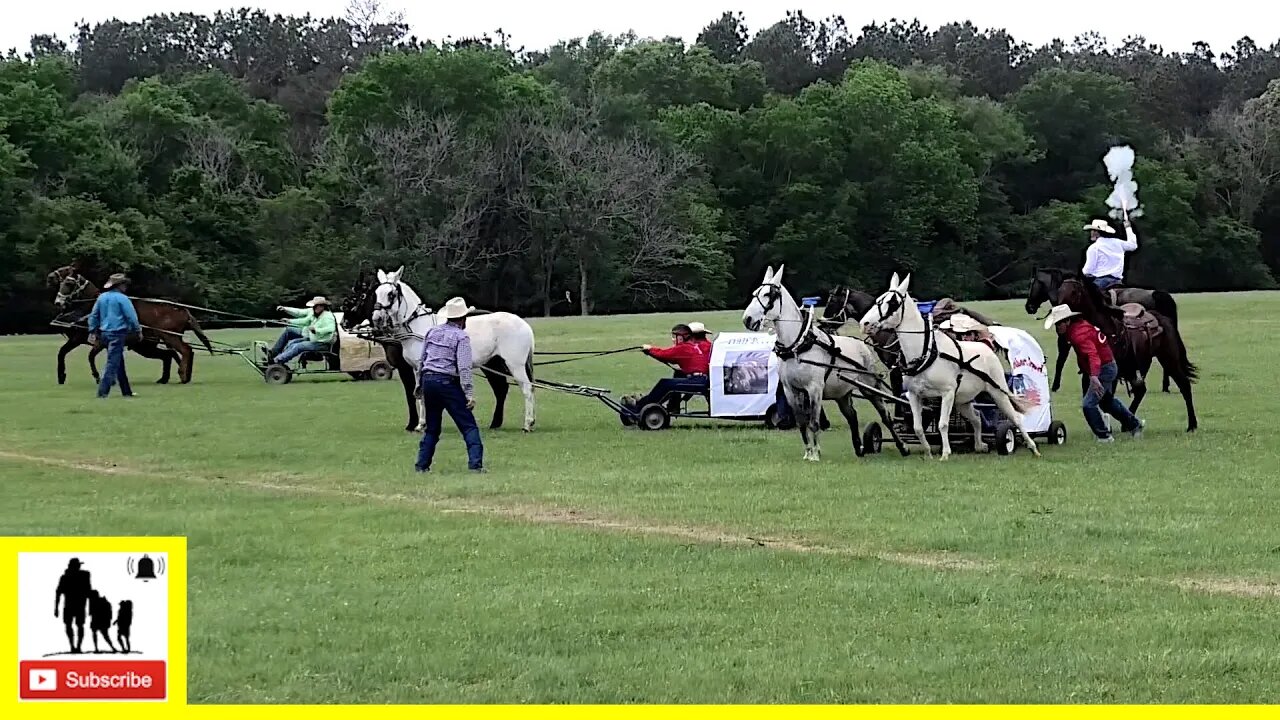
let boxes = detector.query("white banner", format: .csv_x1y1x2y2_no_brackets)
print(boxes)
988,326,1051,433
709,332,780,418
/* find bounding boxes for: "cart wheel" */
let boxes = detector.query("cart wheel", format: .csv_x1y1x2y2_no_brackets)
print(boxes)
638,403,671,431
369,361,394,381
1047,420,1067,446
994,421,1017,455
862,423,884,454
265,364,291,385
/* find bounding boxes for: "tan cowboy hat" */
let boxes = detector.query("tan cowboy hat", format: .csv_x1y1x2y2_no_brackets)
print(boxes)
1044,304,1081,330
1083,219,1115,234
687,321,712,335
305,296,330,307
103,273,130,289
438,296,475,320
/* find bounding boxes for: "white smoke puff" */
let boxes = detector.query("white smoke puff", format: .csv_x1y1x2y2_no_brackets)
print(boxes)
1103,145,1144,219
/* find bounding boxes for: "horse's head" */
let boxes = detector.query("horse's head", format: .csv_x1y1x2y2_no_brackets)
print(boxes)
860,272,914,335
819,285,875,329
46,264,78,290
1026,267,1062,316
742,264,786,332
53,271,93,309
370,266,408,330
340,268,377,330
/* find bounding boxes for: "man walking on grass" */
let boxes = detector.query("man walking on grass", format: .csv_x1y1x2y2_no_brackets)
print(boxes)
1045,304,1145,443
87,273,141,399
415,297,485,473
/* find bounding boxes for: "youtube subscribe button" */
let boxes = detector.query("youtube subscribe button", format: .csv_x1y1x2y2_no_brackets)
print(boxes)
19,660,166,701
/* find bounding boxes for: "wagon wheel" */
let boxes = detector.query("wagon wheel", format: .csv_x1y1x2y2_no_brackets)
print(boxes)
861,423,884,454
994,421,1017,455
264,364,292,385
1047,420,1067,446
368,360,394,381
638,403,671,431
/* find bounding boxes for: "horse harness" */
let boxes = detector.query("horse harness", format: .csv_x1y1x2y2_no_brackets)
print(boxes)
752,282,880,385
869,289,1011,393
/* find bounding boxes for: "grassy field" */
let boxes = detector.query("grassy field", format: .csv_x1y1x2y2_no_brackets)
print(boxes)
2,292,1280,703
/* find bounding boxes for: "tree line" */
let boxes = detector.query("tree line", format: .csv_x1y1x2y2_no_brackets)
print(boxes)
3,2,1279,333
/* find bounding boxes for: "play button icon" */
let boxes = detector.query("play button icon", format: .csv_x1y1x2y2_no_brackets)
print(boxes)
28,669,57,691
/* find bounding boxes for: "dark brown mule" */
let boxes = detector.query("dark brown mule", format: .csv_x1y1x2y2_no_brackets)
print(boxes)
1056,277,1198,432
49,266,215,384
47,265,180,384
1026,267,1179,393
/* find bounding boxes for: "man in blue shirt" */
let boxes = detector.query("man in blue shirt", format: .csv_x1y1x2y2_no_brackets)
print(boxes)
415,297,484,473
87,273,142,399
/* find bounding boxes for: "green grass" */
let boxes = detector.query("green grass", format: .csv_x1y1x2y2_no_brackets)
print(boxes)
3,292,1280,703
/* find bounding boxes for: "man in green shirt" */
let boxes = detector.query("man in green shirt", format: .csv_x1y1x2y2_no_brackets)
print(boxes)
266,295,338,364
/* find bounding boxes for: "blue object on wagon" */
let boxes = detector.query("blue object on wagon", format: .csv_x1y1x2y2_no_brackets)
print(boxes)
915,300,937,315
801,296,821,308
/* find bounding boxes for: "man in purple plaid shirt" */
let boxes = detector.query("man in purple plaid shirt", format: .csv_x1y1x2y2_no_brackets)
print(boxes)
415,297,485,473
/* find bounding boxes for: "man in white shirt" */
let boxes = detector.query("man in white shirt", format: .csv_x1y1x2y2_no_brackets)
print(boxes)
1081,217,1138,290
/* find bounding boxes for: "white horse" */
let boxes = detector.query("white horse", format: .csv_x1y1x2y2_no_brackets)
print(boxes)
859,272,1039,460
369,267,537,432
742,265,908,462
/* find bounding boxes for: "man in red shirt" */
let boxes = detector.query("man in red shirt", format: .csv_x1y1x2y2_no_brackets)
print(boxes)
1045,304,1144,443
626,323,710,411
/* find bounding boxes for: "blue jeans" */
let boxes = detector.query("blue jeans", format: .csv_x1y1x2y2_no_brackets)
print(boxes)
1090,275,1122,290
270,327,327,363
416,373,484,471
634,376,709,409
97,331,134,398
1083,361,1139,438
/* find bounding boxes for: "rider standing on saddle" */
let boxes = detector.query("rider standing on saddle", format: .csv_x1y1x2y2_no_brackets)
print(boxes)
1045,304,1145,443
267,296,336,364
629,324,710,410
87,273,141,399
1082,216,1137,291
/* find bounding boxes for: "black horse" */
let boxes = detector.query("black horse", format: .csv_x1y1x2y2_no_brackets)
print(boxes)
339,269,515,433
1026,268,1179,393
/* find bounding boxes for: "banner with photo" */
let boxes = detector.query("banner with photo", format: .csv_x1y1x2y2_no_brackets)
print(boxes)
709,332,779,418
988,325,1051,433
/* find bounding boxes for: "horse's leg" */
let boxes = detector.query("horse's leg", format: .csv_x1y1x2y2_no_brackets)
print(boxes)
1052,333,1070,392
88,344,103,383
1158,341,1198,432
937,389,956,461
866,393,910,457
957,401,987,453
399,367,419,432
1126,366,1147,417
130,342,172,383
504,354,536,432
161,336,194,384
57,337,81,385
907,391,931,458
789,386,815,461
479,358,510,430
835,393,863,457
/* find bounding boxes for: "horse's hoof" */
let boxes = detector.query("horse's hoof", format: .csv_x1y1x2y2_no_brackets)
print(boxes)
974,444,989,454
939,454,951,462
156,379,169,384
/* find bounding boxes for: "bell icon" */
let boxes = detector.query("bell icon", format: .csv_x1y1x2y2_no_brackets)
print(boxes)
135,554,157,581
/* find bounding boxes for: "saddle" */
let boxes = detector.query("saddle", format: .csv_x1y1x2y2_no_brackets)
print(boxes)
1119,303,1162,338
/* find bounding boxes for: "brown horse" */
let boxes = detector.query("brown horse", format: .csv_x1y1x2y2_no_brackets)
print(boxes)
1056,277,1198,432
49,266,215,384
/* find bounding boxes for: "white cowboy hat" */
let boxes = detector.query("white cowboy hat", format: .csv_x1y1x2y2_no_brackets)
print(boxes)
1043,304,1081,330
305,296,330,307
945,314,986,334
438,296,475,320
103,273,130,289
1083,219,1115,234
687,321,712,335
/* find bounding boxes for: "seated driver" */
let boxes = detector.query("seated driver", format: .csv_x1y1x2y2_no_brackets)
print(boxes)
939,313,997,352
264,296,337,364
624,324,710,411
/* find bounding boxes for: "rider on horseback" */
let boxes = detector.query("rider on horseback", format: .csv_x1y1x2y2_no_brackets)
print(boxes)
1082,216,1137,291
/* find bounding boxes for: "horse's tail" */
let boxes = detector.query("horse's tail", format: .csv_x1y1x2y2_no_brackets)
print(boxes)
1174,326,1198,383
1153,290,1179,327
525,341,535,385
187,313,215,355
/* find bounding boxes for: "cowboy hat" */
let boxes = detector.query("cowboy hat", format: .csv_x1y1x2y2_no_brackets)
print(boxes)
305,296,330,307
1044,304,1081,330
1083,219,1115,234
945,314,986,334
438,296,475,320
103,273,130,289
687,321,712,335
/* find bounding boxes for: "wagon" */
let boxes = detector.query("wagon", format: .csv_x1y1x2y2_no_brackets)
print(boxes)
240,311,396,385
879,305,1068,455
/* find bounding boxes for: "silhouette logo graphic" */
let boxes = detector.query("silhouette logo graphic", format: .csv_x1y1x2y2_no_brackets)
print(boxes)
18,552,169,701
